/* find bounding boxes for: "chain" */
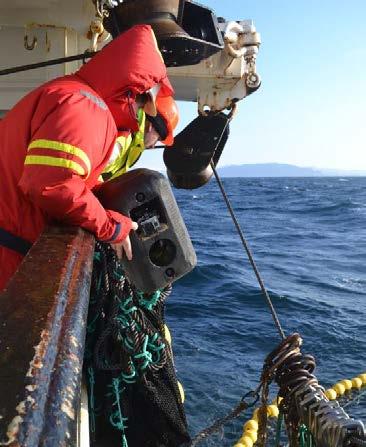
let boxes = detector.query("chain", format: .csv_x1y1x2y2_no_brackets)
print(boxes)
189,388,261,446
189,335,298,447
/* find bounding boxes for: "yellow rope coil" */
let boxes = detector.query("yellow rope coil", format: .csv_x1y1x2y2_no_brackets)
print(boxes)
233,371,366,447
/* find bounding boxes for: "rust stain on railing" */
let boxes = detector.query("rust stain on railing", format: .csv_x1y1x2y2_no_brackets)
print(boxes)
0,226,94,447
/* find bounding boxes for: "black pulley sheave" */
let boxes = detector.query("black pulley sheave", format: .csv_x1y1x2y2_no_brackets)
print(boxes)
163,112,230,189
104,0,224,67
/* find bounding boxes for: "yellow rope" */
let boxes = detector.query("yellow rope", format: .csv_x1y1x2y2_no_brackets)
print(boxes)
233,371,366,447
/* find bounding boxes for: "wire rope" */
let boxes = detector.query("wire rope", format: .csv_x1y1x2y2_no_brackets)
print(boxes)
210,161,286,340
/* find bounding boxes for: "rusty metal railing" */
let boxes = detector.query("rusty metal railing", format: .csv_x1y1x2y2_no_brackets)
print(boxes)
0,226,94,447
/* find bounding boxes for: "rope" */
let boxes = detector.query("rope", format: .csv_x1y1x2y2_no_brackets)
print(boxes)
324,373,366,402
89,243,168,377
235,363,366,447
109,378,128,447
0,51,97,76
85,242,172,446
210,161,286,340
189,113,285,446
299,424,315,447
343,388,366,409
87,366,97,434
274,411,283,447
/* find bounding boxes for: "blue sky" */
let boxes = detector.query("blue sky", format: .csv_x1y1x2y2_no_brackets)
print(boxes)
138,0,366,171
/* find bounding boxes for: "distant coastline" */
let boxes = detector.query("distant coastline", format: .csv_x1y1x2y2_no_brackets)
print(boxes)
218,163,366,177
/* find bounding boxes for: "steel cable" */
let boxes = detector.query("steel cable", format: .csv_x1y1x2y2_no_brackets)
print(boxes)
0,52,96,76
210,162,286,340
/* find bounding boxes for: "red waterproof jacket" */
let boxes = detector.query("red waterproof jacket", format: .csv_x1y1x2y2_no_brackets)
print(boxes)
0,24,173,291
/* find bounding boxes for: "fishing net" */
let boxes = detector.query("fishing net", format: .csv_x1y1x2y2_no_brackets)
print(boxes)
84,242,190,447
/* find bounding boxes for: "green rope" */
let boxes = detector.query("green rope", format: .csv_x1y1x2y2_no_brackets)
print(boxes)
137,290,162,310
109,378,129,447
123,337,134,351
120,297,137,315
113,265,124,281
86,310,101,334
149,333,166,352
299,424,315,447
84,243,171,447
274,411,283,447
148,333,166,364
87,367,96,434
134,335,153,370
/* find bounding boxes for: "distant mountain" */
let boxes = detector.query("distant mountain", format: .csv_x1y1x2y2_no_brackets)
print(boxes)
217,163,366,177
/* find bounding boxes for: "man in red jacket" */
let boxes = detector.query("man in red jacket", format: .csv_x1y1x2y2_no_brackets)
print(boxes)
0,24,177,291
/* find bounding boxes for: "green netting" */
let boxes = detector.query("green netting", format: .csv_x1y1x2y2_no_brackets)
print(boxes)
84,242,190,447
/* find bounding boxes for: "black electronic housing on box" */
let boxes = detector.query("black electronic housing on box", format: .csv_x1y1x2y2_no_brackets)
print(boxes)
96,169,197,293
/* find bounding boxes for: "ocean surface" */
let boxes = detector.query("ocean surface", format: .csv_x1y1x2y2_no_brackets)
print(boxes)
166,177,366,446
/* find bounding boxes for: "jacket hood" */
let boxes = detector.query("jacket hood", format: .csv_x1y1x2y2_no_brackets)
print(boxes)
77,24,174,130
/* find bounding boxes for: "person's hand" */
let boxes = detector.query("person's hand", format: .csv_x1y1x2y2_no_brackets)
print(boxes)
112,221,138,261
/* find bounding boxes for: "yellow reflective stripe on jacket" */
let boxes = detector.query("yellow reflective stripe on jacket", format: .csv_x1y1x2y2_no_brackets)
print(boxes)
28,139,91,176
24,155,86,176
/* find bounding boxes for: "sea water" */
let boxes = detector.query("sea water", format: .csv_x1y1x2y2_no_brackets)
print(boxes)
167,177,366,446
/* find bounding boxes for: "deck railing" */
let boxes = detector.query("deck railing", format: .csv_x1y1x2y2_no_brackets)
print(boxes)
0,226,94,446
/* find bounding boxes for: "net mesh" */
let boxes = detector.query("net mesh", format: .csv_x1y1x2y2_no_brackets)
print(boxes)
84,242,190,447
